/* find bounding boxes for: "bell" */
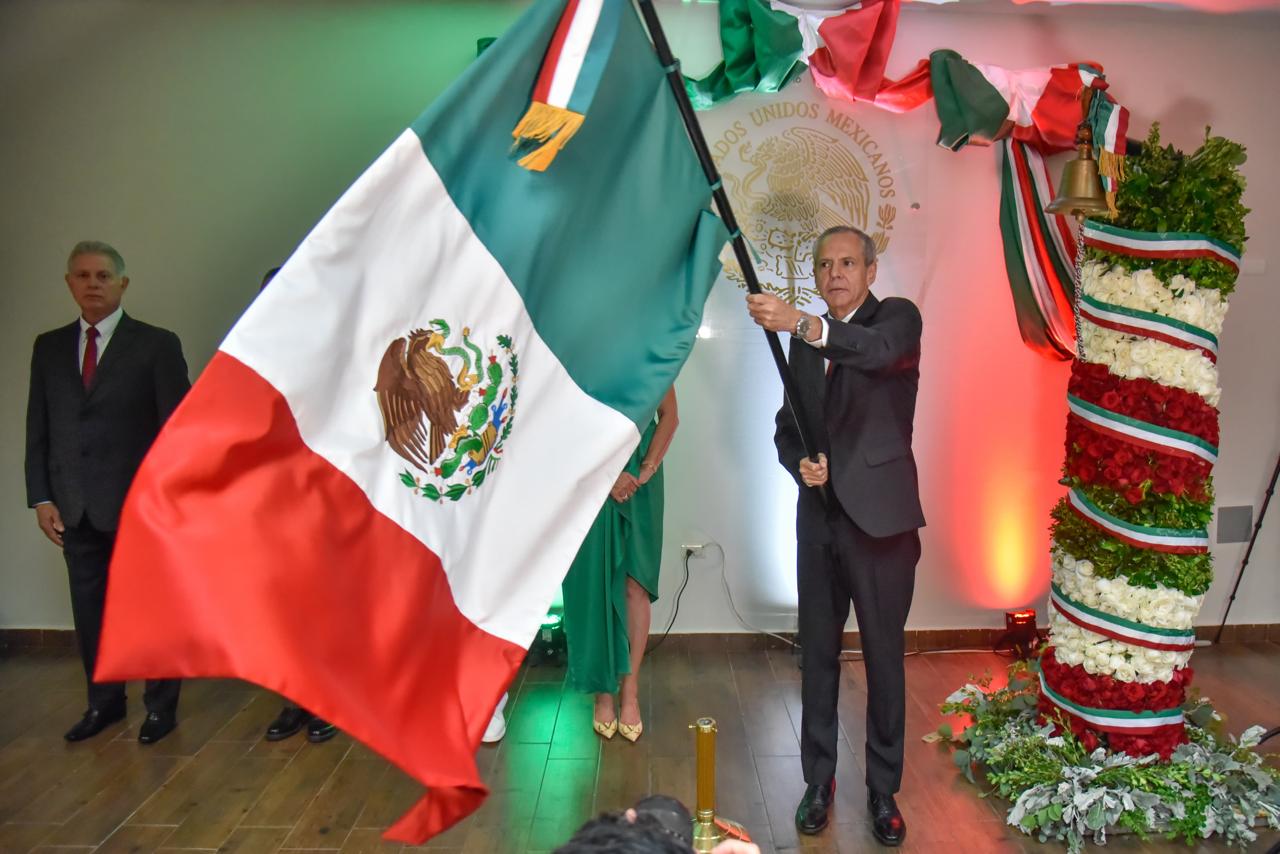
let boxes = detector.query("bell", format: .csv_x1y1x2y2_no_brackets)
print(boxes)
1046,124,1110,220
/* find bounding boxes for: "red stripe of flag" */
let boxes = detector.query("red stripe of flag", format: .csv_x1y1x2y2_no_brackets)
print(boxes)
98,353,525,843
1113,105,1129,154
532,0,583,104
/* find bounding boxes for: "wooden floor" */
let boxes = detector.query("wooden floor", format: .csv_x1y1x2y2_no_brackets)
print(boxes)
0,640,1276,853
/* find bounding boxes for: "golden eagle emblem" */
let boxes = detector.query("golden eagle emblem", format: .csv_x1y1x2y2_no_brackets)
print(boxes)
376,321,519,503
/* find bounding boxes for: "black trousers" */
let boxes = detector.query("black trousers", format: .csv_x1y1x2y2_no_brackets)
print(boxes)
62,522,181,715
797,508,919,795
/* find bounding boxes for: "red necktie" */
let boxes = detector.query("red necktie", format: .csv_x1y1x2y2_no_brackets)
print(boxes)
82,326,99,389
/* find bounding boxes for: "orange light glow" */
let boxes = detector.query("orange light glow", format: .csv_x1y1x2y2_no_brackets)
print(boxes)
988,498,1036,605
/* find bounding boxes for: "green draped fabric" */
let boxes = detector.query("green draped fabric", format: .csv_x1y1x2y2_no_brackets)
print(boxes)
561,420,663,694
684,0,808,111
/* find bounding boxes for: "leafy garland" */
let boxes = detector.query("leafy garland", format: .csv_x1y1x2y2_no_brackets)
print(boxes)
1069,483,1213,530
1085,125,1249,295
930,662,1280,852
1050,501,1212,597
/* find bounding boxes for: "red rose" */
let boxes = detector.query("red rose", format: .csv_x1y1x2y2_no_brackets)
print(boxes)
1124,487,1146,504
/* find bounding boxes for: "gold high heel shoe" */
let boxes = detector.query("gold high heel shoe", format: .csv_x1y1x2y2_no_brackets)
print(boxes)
618,720,643,743
593,718,618,740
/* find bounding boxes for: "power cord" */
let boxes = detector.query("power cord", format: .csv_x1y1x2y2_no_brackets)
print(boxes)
717,547,798,648
646,548,692,654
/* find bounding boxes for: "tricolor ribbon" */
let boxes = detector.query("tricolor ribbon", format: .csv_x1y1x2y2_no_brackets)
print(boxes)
1049,582,1196,652
1067,488,1209,554
1078,293,1219,363
1083,220,1242,274
1039,672,1184,734
1066,394,1218,464
1085,81,1128,209
511,0,624,171
999,139,1078,360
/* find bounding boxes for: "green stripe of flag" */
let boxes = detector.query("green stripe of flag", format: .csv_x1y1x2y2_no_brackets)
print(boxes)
413,2,727,430
684,0,808,110
931,49,1010,152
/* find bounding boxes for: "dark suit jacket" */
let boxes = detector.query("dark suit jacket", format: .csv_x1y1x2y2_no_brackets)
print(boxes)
775,293,925,542
26,312,190,531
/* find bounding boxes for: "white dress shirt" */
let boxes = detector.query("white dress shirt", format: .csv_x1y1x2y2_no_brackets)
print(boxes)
79,305,124,374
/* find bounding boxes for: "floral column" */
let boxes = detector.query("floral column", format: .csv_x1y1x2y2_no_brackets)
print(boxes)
1038,128,1247,759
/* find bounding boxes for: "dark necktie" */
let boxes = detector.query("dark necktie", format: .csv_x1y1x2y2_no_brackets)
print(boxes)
82,326,99,389
825,315,834,378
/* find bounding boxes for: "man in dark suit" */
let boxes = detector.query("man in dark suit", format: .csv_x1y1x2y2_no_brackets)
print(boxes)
25,241,190,744
747,225,923,846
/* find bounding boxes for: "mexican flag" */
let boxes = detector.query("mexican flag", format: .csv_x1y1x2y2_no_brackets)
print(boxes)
97,0,726,844
686,0,933,111
929,49,1127,162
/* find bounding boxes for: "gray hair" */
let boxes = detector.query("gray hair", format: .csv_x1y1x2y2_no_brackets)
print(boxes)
814,226,876,267
67,241,126,276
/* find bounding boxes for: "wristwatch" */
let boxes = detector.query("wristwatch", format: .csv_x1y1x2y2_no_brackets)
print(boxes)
795,314,812,339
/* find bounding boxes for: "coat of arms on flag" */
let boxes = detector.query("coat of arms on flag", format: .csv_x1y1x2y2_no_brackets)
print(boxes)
376,322,518,502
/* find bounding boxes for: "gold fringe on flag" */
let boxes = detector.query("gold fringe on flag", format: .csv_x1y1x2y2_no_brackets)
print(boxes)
1098,148,1126,217
511,101,585,172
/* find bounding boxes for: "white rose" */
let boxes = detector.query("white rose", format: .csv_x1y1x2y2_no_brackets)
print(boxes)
1128,339,1156,365
1113,662,1137,682
1148,602,1176,626
1077,560,1095,577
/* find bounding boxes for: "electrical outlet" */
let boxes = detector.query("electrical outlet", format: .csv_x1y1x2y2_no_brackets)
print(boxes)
681,542,707,557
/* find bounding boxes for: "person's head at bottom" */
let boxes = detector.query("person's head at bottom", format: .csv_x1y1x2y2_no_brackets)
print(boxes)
554,795,759,854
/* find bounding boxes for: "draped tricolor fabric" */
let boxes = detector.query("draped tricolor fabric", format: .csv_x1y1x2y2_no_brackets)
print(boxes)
686,0,1133,359
97,0,726,843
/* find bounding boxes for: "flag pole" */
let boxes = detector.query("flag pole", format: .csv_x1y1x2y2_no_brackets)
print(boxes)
633,0,826,470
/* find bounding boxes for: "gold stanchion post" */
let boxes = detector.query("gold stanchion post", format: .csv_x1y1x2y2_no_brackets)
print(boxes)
689,717,751,852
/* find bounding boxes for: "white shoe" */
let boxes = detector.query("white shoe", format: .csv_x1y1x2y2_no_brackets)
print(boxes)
482,693,508,743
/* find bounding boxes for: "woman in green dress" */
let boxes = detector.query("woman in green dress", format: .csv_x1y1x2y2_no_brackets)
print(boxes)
561,387,678,742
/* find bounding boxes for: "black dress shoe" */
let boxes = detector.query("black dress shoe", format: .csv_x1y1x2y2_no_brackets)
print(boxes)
264,706,313,741
138,711,177,744
306,717,338,743
868,791,906,846
795,781,835,835
64,704,126,742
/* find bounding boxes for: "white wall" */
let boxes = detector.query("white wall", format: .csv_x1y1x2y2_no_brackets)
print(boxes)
2,1,1276,635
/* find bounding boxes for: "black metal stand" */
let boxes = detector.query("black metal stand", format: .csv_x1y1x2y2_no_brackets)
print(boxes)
1213,449,1280,643
633,0,826,477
